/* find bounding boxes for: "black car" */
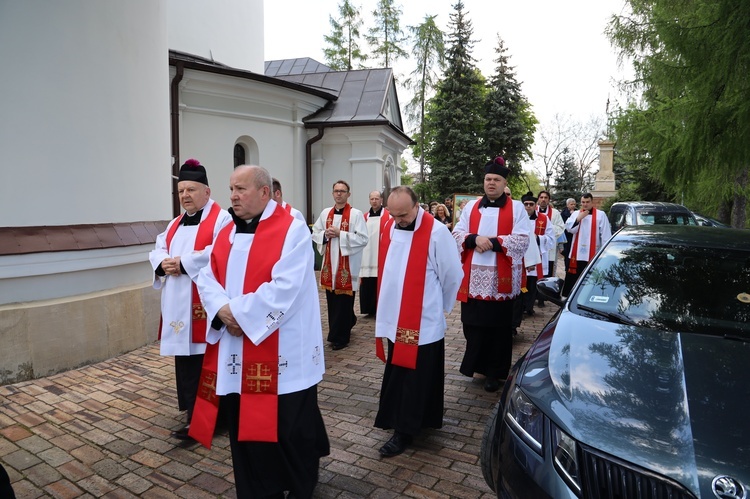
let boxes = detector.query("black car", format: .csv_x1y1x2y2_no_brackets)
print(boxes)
481,225,750,499
692,212,731,228
608,201,697,233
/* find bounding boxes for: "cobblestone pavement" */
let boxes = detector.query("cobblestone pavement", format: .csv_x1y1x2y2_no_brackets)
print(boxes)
0,276,561,498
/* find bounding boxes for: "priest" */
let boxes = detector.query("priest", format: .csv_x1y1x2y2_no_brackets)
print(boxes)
149,159,231,440
311,181,368,350
521,191,556,315
373,186,462,457
191,165,329,498
452,157,531,392
562,192,612,296
359,190,389,317
272,177,306,224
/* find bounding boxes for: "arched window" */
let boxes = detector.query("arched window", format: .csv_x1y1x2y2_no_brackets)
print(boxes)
234,144,246,168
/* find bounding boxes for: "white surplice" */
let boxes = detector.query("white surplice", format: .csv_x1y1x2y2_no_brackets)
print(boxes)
565,208,613,261
376,209,463,345
149,198,231,356
196,200,325,396
529,213,557,277
452,198,532,300
311,206,369,291
360,209,387,279
281,201,306,225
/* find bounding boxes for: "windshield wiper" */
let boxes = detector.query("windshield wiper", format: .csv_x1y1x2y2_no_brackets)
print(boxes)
576,304,640,327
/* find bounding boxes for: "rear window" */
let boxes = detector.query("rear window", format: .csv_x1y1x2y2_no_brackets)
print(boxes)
635,211,696,226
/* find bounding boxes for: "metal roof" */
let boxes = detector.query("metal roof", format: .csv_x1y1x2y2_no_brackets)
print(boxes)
265,58,406,135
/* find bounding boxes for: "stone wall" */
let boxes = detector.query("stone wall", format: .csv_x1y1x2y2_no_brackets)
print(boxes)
0,284,160,385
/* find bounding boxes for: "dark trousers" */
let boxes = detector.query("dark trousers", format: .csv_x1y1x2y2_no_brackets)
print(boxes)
523,276,539,312
325,290,356,346
174,354,204,422
359,277,378,315
460,299,515,380
562,260,589,296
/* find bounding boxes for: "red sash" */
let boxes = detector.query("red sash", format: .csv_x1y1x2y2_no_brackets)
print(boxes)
283,202,292,214
533,213,548,278
163,202,221,343
457,199,514,302
320,204,354,295
375,214,433,369
568,208,598,274
189,205,293,448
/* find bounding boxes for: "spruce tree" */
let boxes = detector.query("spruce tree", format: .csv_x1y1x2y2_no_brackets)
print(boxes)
366,0,408,68
323,0,368,70
483,35,537,172
423,1,487,196
552,148,582,205
403,15,445,184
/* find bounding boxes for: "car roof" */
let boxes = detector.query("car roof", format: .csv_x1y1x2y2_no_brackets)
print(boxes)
610,201,692,212
612,225,748,250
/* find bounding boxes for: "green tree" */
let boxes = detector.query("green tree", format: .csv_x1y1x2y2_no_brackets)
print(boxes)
606,0,750,227
552,148,583,206
323,0,368,70
423,1,487,196
366,0,408,68
403,14,445,184
483,35,537,171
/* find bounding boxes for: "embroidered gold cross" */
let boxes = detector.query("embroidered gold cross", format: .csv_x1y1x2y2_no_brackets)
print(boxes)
198,372,217,402
396,327,419,345
170,320,185,334
340,220,349,231
536,220,545,233
246,363,274,393
192,304,207,320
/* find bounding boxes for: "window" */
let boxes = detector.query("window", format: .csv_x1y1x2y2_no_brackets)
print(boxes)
234,144,246,168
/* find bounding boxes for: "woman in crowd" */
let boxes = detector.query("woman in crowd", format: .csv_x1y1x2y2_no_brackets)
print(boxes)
434,203,453,230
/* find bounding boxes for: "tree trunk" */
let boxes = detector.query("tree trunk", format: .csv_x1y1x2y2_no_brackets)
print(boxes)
731,169,748,228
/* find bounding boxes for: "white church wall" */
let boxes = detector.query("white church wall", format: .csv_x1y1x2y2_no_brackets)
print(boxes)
166,0,264,74
175,69,326,218
0,1,168,384
312,128,404,216
0,1,172,227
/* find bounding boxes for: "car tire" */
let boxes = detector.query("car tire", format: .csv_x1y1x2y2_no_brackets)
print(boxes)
480,400,502,492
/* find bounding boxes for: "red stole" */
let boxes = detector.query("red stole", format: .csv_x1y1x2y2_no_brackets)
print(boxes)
375,214,434,369
457,199,514,302
568,208,598,274
320,204,354,295
189,205,293,448
163,202,221,343
283,202,292,214
533,213,548,278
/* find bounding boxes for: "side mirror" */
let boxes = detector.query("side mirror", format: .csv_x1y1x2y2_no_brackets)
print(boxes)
537,277,565,307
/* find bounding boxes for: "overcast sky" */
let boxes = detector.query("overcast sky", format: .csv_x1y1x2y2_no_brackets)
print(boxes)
265,0,632,128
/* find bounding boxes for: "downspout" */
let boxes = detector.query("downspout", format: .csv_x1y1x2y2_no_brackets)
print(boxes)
170,62,184,218
305,125,325,222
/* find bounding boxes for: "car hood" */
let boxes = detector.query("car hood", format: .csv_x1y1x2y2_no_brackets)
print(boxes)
522,312,750,497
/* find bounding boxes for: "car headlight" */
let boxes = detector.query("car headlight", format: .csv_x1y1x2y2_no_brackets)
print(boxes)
505,386,543,454
551,423,582,495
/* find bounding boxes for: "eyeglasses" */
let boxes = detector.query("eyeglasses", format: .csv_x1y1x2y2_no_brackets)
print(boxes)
523,202,536,206
333,190,349,194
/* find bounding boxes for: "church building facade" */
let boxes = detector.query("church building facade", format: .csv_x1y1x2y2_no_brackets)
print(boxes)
0,0,409,384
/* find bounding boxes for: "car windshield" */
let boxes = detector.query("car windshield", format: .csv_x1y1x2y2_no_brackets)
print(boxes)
572,240,750,337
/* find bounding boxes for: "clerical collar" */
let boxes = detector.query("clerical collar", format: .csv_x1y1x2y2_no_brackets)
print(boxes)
229,208,259,234
369,207,383,217
539,206,548,213
334,206,346,215
395,218,417,231
182,209,203,226
479,194,508,208
528,211,538,220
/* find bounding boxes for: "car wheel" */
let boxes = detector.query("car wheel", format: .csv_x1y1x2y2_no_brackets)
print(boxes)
480,400,502,492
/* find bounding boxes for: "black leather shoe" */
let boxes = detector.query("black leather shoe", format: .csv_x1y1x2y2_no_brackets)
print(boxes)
171,424,192,440
484,378,500,393
331,343,347,351
379,432,412,457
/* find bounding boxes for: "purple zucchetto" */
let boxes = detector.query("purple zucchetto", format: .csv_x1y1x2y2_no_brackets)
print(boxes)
484,156,510,178
178,158,209,186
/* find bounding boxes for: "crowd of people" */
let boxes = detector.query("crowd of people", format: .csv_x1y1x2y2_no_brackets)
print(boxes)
148,157,609,497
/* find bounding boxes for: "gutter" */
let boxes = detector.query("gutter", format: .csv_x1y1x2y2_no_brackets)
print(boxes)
170,62,184,218
305,125,326,222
